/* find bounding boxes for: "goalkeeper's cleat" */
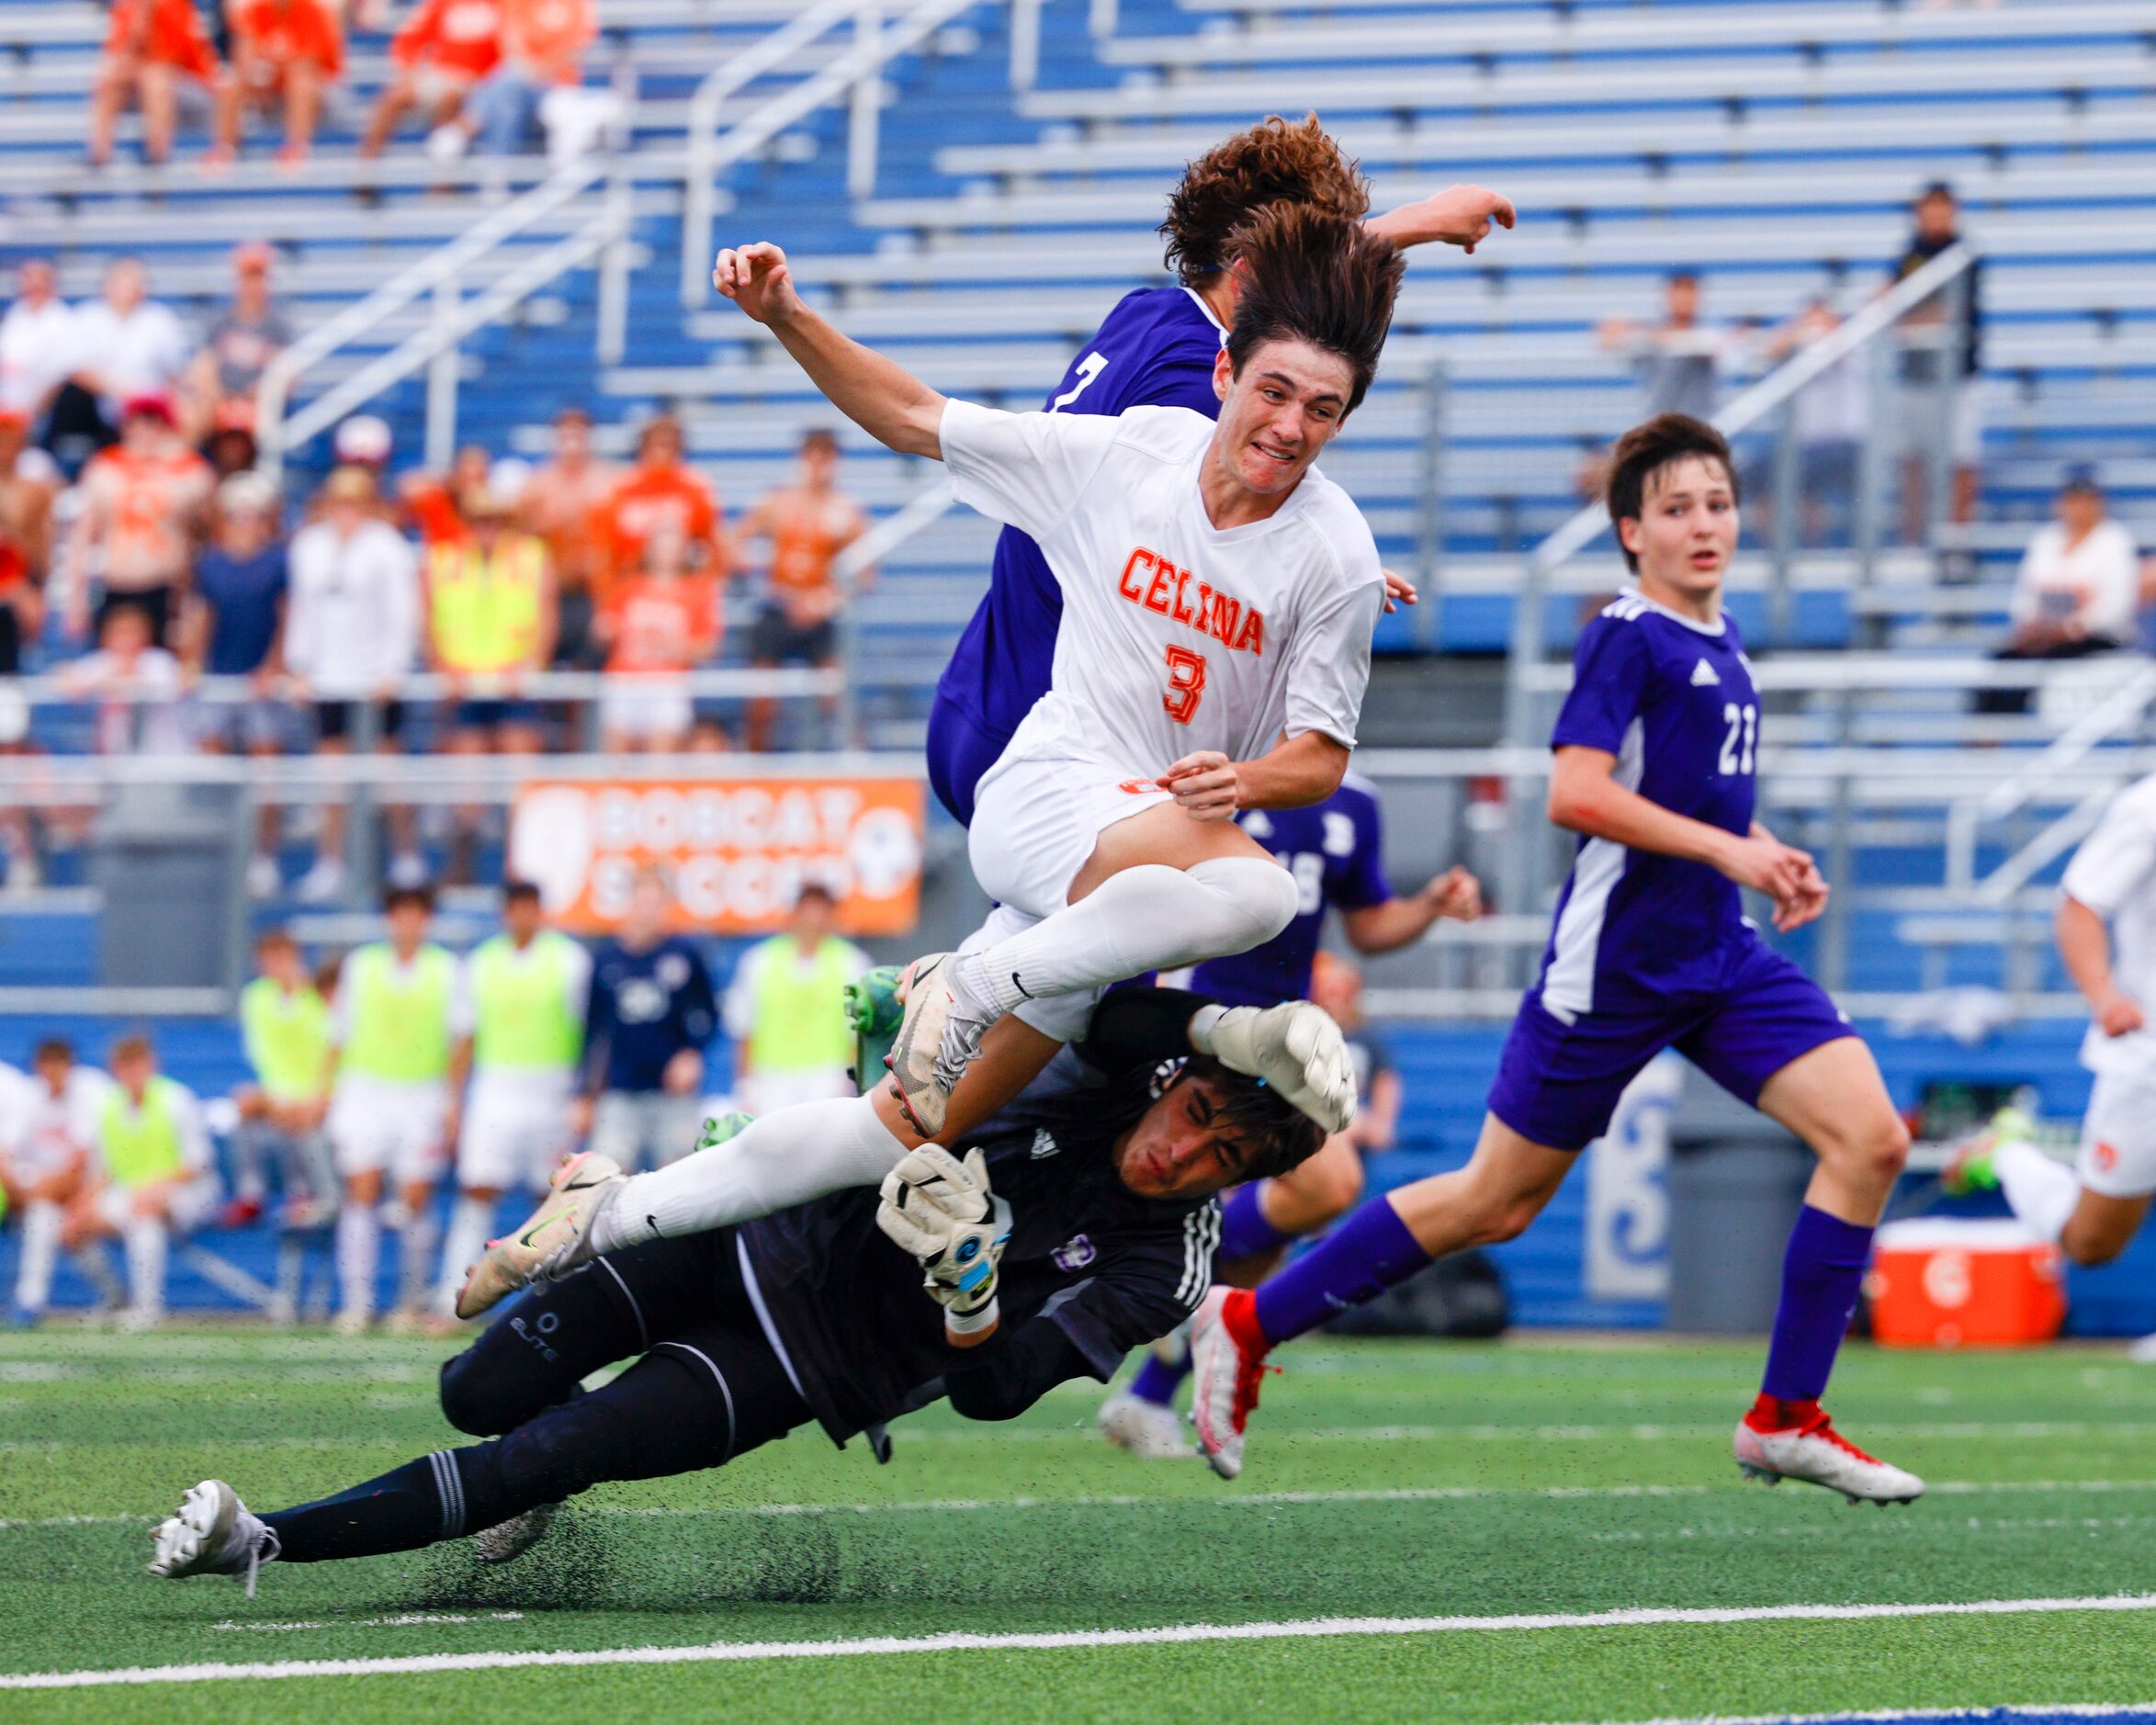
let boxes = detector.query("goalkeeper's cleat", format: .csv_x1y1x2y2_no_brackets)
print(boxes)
886,953,983,1138
474,1502,559,1564
1733,1397,1925,1505
455,1151,623,1320
149,1480,280,1597
693,1111,755,1154
846,965,905,1094
1098,1392,1191,1459
1189,1285,1276,1481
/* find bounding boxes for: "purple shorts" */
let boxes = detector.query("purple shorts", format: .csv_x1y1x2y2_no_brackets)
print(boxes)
1486,937,1855,1152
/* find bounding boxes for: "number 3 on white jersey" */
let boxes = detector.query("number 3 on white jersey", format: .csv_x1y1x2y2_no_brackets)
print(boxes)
1049,352,1109,414
1719,702,1757,775
1164,645,1207,724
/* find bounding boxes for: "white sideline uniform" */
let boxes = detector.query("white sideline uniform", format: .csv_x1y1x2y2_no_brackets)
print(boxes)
329,1077,455,1185
1,1066,111,1188
91,1082,219,1231
939,400,1385,1032
457,1071,576,1191
2060,773,2156,1197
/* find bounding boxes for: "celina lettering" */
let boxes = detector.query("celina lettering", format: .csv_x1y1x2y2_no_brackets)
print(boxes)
1116,548,1264,657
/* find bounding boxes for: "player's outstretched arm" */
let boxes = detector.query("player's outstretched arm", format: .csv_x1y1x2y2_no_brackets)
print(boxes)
1549,745,1825,932
1341,864,1483,955
1365,184,1517,255
714,242,947,460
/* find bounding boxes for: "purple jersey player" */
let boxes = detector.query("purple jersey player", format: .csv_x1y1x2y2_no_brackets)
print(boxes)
925,116,1515,825
1186,414,1925,1508
1101,777,1483,1457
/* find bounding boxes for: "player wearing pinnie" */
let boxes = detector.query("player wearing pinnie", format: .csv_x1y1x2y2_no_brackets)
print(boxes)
1187,414,1925,1505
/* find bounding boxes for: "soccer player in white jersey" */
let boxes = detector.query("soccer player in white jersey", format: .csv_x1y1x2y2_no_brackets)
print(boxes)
1951,774,2156,1269
457,205,1391,1317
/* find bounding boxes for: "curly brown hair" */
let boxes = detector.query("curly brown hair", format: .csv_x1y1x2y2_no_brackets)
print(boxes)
1160,113,1371,287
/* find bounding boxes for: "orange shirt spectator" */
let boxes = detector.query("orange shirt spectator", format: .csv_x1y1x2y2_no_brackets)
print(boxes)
398,446,491,547
393,0,504,83
213,1,342,168
90,0,220,168
231,0,343,78
102,0,219,81
606,570,722,676
595,420,725,605
502,0,595,82
67,399,212,646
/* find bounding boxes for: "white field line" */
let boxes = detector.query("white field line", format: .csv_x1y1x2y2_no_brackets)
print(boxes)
8,1476,2156,1532
213,1614,525,1633
1526,1705,2156,1725
7,1595,2156,1690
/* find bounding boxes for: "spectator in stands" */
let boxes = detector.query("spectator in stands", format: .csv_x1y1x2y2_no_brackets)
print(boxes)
2,1040,107,1326
575,863,717,1170
64,394,212,647
1599,271,1732,422
1309,951,1402,1157
88,0,223,170
522,407,618,667
187,471,290,896
437,0,596,159
0,412,59,675
68,261,197,443
211,0,343,168
226,928,337,1232
0,261,78,436
1976,468,2145,717
1766,297,1870,547
63,1033,216,1330
285,465,423,900
595,522,721,753
60,603,193,755
722,881,868,1119
595,415,726,610
361,0,502,160
736,428,868,750
401,444,491,547
184,245,292,443
424,486,556,881
1891,180,1983,541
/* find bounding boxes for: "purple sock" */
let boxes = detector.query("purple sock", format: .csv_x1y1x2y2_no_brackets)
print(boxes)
1760,1205,1875,1403
1252,1195,1432,1347
1216,1181,1293,1264
1126,1352,1187,1406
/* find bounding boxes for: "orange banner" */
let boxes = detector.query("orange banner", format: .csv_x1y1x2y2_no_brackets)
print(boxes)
508,777,926,936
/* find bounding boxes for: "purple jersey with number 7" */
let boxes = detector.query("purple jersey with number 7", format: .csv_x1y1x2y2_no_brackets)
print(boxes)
926,287,1228,825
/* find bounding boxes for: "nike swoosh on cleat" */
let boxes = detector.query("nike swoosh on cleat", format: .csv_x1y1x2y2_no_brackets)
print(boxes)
518,1207,577,1248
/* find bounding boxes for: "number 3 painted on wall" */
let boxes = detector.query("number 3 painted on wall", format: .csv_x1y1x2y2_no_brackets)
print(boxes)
1164,645,1207,725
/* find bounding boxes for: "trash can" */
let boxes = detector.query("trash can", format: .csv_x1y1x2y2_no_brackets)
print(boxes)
1665,1082,1812,1334
88,781,249,990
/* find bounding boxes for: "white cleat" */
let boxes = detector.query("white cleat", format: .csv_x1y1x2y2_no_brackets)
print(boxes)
886,953,987,1139
1188,1286,1272,1482
456,1151,623,1320
474,1502,559,1564
149,1479,280,1597
1733,1410,1925,1505
1098,1392,1191,1460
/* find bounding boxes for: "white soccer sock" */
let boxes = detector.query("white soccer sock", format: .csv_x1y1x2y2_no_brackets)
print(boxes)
1994,1139,2081,1245
337,1203,381,1319
16,1201,60,1311
957,857,1299,1017
397,1206,441,1313
123,1216,167,1315
71,1244,124,1306
593,1095,906,1253
436,1194,495,1315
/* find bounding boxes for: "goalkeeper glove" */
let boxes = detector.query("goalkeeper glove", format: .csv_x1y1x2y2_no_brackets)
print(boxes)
876,1144,1012,1337
1190,1000,1357,1134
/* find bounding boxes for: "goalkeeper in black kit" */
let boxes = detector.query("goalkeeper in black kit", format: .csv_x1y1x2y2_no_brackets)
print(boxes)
147,989,1338,1591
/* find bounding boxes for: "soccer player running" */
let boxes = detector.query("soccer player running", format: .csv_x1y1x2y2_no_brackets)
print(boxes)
148,991,1329,1592
1100,774,1484,1455
457,203,1395,1316
1948,773,2156,1272
1186,415,1925,1505
928,112,1514,829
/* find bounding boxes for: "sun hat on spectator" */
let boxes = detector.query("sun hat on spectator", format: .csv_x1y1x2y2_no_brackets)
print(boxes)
333,414,392,467
219,471,280,516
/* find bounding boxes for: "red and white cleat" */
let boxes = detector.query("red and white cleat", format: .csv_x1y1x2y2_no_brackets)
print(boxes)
1189,1286,1275,1481
1733,1396,1925,1505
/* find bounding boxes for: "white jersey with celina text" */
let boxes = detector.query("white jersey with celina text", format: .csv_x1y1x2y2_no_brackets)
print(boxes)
939,400,1385,779
2061,772,2156,1077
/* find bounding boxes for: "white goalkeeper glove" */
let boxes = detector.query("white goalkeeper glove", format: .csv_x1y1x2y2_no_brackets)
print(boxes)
875,1144,1013,1337
1190,999,1358,1134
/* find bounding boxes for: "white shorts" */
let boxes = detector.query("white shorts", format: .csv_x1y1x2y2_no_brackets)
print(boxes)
967,750,1174,921
94,1174,218,1234
457,1072,574,1192
737,1065,855,1119
599,681,693,742
588,1090,704,1171
2077,1069,2156,1198
330,1077,452,1186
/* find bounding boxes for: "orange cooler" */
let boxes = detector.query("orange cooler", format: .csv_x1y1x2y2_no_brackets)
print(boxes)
1868,1218,2066,1348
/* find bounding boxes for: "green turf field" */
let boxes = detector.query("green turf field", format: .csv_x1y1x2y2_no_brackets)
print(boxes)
3,1328,2153,1723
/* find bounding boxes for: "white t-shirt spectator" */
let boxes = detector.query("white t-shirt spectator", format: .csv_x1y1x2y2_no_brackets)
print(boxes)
2012,519,2141,643
5,1065,114,1183
62,646,192,753
0,298,78,415
285,517,421,698
70,298,193,409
